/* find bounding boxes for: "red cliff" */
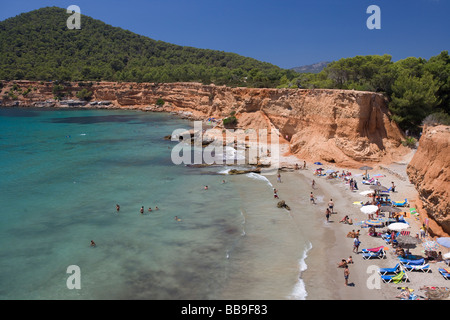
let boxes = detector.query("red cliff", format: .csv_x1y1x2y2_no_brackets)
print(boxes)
407,125,450,237
1,80,409,167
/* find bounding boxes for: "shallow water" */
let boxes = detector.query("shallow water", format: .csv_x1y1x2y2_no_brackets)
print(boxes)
0,108,312,300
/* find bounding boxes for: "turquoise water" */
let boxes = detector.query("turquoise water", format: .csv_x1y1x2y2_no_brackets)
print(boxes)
0,108,310,300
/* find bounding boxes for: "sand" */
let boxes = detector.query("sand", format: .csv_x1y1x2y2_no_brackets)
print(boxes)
272,146,450,300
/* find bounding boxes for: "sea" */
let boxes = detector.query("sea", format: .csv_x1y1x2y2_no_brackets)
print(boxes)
0,107,315,300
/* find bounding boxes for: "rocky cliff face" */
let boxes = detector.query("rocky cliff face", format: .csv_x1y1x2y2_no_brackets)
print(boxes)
1,80,408,167
407,125,450,237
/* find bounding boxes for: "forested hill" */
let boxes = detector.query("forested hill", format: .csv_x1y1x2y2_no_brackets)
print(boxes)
0,6,295,87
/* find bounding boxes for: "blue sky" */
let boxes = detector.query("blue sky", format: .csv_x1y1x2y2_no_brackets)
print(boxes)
1,0,449,68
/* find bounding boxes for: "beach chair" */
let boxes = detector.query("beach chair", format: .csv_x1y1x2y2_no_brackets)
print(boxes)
438,268,450,280
361,246,384,253
403,263,431,273
362,247,385,260
382,231,399,240
399,257,425,267
378,263,401,275
380,187,393,194
362,178,375,185
384,237,398,246
381,271,409,283
392,199,409,207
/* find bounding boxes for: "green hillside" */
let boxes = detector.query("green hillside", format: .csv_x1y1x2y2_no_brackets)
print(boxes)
0,6,296,87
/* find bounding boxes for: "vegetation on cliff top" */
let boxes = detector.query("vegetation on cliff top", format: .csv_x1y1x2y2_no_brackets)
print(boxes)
0,7,296,88
0,7,448,132
283,52,450,132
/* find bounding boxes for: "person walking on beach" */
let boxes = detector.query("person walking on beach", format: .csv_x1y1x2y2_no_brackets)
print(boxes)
353,236,361,253
328,199,334,214
344,266,350,286
325,208,331,222
312,179,316,189
310,192,316,205
277,173,282,183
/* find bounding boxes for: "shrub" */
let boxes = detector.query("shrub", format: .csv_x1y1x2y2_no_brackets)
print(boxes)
223,115,237,127
422,112,450,126
401,136,417,148
76,88,93,101
156,98,165,106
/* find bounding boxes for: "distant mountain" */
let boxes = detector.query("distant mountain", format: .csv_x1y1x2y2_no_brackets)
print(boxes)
0,7,296,87
291,61,332,74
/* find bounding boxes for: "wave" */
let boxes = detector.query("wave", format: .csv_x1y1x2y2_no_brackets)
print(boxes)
245,172,273,188
288,241,312,300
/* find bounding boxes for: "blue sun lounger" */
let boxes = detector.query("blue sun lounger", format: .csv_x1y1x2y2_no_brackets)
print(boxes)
399,257,425,267
362,247,385,260
378,263,401,275
381,271,409,283
403,263,431,273
438,269,450,280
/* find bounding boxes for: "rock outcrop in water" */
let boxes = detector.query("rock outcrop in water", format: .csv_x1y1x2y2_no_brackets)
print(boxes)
406,125,450,237
0,80,408,167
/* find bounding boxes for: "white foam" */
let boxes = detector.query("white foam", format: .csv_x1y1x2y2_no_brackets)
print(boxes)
245,172,273,188
288,242,312,300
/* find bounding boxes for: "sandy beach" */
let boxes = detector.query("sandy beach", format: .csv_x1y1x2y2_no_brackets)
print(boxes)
270,145,450,300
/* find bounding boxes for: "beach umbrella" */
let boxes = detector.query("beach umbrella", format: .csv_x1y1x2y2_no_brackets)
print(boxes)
423,240,440,251
360,205,379,214
359,165,373,177
370,185,389,192
379,206,402,213
359,190,374,196
388,222,409,231
443,252,450,260
365,219,384,227
325,169,335,174
396,235,421,249
437,237,450,248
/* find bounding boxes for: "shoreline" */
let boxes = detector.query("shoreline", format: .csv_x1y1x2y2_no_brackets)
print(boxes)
274,149,450,300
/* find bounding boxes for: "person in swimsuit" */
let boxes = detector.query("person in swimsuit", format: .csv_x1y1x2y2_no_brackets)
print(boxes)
344,266,350,286
310,192,316,204
328,199,334,213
